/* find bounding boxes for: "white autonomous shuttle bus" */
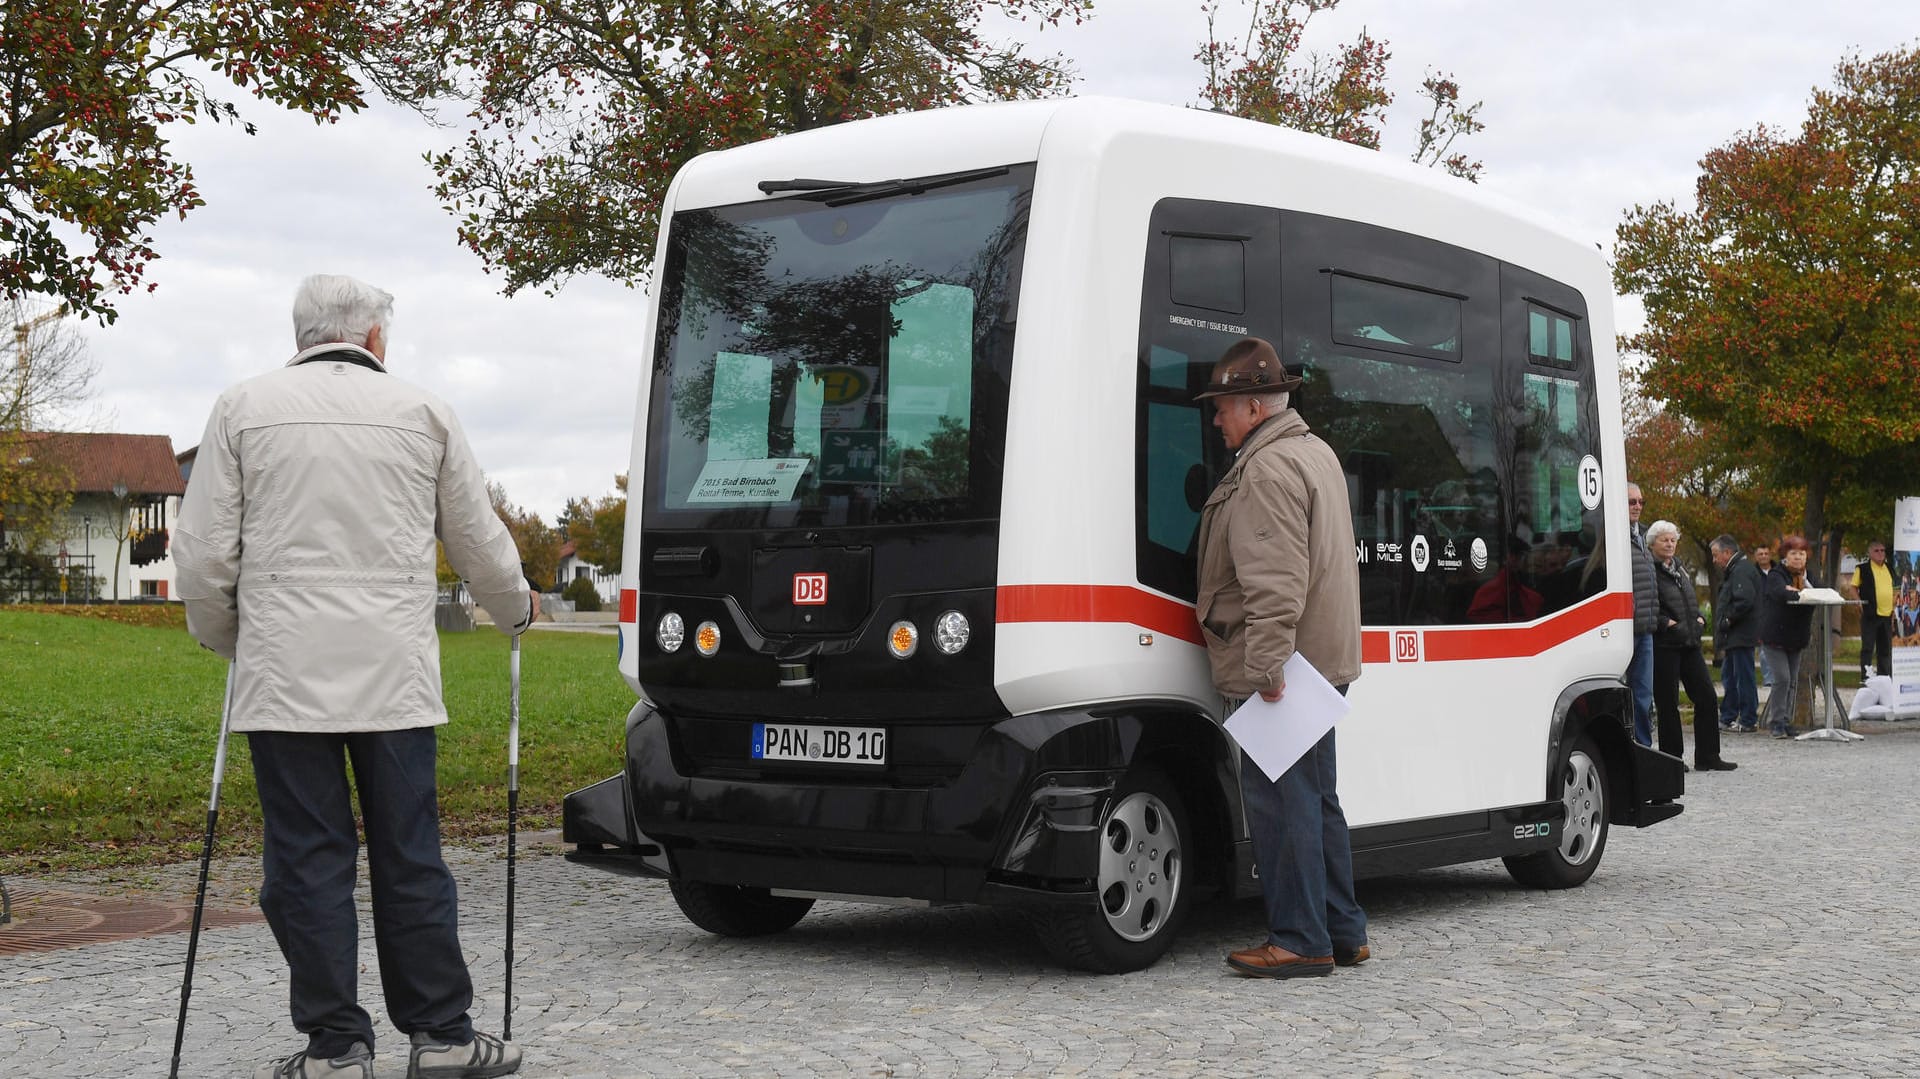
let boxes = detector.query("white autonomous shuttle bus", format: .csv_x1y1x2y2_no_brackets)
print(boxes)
563,97,1685,972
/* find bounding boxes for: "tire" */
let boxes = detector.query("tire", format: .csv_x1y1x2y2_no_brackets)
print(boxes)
1037,767,1192,973
669,879,815,936
1504,733,1610,889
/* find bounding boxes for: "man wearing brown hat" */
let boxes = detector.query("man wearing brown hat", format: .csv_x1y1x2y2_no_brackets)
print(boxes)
1194,337,1368,979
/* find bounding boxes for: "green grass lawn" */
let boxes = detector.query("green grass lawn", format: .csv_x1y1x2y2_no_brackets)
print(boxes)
0,608,635,872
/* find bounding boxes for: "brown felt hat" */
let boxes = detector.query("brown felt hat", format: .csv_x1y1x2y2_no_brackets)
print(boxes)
1194,337,1303,399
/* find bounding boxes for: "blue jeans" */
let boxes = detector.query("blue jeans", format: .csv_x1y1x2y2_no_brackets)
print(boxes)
249,727,476,1058
1239,726,1367,958
1718,645,1758,729
1628,632,1655,746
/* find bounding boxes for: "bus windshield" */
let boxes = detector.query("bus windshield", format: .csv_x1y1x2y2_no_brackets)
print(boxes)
646,165,1033,529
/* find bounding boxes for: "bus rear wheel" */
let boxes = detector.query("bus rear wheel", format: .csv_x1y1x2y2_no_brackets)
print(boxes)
1504,733,1609,889
1036,767,1191,973
669,879,815,936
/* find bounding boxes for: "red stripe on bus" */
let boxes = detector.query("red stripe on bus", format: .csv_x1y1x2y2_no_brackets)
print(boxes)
1000,585,1632,662
1361,630,1392,664
1418,590,1633,662
996,584,1206,646
619,588,638,623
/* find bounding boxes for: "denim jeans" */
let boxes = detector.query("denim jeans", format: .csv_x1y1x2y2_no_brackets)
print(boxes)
1759,645,1804,735
1718,645,1758,730
1238,725,1367,958
249,727,476,1058
1628,633,1655,746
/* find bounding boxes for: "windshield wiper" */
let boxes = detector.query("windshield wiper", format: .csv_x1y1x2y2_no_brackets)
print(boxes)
756,166,1011,207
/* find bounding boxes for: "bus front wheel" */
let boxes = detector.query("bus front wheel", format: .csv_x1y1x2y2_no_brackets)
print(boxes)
669,879,815,936
1036,767,1191,973
1504,733,1609,889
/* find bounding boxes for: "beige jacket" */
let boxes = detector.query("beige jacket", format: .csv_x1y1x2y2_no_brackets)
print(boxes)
174,344,532,733
1194,408,1362,697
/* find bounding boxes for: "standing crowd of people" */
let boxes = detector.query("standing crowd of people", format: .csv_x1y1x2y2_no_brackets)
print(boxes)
1624,480,1883,768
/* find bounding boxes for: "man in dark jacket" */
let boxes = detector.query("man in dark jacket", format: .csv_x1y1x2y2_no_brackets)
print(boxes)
1626,484,1658,746
1711,535,1762,733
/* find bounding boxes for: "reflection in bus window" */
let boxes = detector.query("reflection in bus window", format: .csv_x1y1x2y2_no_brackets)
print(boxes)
649,171,1031,527
1330,275,1462,360
1514,371,1601,616
1305,349,1497,626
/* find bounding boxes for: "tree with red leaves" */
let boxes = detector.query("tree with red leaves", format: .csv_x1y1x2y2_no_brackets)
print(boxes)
1615,45,1920,581
412,0,1091,297
1195,0,1484,181
1621,367,1800,590
0,1,432,322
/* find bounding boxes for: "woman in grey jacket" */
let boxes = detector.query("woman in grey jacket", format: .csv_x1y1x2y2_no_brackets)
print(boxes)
1646,521,1736,772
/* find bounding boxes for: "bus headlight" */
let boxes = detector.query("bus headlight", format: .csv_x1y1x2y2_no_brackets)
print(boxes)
887,620,919,659
656,612,685,653
933,610,970,655
695,620,721,656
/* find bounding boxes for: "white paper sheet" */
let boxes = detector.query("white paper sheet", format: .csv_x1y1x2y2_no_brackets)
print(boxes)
1224,652,1352,782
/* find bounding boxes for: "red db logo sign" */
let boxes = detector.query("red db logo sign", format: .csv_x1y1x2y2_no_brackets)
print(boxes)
793,573,828,606
1394,630,1420,662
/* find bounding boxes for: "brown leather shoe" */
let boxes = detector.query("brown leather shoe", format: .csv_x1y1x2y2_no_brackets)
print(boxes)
1334,943,1370,967
1226,943,1334,978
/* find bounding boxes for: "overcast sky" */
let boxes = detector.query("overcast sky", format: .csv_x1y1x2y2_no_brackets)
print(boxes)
63,0,1919,522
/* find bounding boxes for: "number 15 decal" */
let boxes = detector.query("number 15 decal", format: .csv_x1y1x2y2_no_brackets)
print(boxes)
1578,455,1602,512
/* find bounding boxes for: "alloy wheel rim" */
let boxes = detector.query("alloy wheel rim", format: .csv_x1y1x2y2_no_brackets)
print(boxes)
1097,791,1181,942
1558,750,1603,865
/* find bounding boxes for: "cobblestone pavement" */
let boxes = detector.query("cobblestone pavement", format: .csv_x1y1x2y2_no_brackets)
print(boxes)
5,723,1919,1078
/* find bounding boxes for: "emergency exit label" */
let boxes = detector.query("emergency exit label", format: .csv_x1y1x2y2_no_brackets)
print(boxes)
821,431,883,484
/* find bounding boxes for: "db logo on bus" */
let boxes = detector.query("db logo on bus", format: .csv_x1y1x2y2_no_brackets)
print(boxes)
1394,630,1420,662
793,572,828,605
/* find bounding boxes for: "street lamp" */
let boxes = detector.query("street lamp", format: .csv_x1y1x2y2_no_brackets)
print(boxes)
81,515,91,604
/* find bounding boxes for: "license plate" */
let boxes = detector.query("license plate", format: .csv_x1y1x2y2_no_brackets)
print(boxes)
752,723,887,765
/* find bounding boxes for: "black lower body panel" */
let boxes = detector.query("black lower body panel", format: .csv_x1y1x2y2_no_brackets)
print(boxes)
1349,801,1568,879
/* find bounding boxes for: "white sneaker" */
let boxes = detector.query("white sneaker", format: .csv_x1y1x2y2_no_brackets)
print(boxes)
406,1030,521,1078
255,1041,373,1079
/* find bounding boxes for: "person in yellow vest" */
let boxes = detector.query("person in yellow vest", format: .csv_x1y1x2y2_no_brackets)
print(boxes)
1851,540,1895,680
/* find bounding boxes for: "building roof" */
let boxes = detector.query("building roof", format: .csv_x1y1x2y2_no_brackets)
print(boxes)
14,432,187,497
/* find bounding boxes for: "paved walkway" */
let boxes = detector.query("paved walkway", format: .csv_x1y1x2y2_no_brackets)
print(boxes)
5,721,1920,1077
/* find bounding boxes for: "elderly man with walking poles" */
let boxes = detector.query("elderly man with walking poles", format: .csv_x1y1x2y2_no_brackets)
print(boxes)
175,274,535,1079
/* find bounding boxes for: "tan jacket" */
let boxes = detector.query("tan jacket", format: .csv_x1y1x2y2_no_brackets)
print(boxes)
1195,409,1362,696
174,343,533,733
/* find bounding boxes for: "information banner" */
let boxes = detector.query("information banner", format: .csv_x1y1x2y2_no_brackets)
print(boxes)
1893,497,1920,714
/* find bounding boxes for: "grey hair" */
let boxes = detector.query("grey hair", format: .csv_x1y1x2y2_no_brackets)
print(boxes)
292,274,394,351
1250,390,1291,412
1646,519,1680,545
1710,534,1741,555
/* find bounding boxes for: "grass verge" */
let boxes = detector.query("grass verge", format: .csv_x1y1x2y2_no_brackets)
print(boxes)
0,608,633,873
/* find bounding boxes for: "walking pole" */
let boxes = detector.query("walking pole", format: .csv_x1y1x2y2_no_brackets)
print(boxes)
170,664,236,1079
504,634,521,1041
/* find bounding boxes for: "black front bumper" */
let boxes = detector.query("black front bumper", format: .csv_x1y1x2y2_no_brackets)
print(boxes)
562,701,1135,905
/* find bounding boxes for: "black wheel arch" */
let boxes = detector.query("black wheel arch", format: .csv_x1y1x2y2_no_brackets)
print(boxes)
1546,678,1683,826
1005,704,1242,899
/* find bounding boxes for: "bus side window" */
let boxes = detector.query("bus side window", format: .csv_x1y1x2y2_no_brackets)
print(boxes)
1134,199,1283,603
1503,273,1604,617
1145,345,1206,555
